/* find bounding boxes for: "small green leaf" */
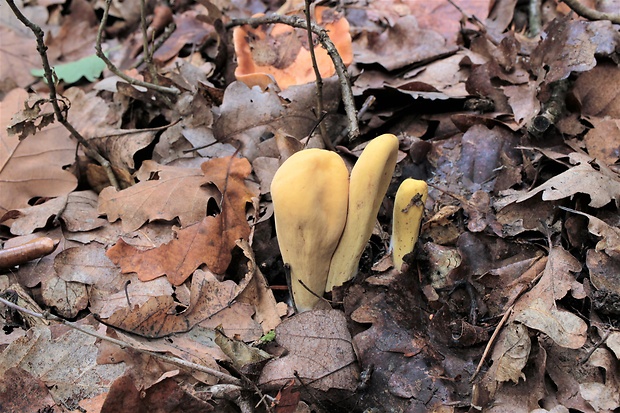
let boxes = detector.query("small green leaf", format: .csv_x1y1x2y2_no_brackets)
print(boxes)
259,329,276,344
31,54,106,84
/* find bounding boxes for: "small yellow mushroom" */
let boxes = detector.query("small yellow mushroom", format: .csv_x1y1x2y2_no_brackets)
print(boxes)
325,134,399,291
270,149,349,312
391,178,428,271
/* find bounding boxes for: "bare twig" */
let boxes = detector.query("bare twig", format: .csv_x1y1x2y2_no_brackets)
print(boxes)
133,22,176,69
5,0,121,190
334,94,375,145
140,0,158,82
0,296,243,386
528,79,569,137
528,0,542,37
95,0,180,95
303,0,333,150
470,305,514,382
580,330,611,364
227,14,359,140
305,111,329,144
560,0,620,23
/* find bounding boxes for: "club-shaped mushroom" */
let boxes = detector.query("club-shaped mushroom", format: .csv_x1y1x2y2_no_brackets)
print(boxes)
391,178,428,271
270,149,349,312
325,134,399,291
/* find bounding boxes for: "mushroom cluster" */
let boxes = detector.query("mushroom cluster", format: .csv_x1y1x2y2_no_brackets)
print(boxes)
271,134,428,312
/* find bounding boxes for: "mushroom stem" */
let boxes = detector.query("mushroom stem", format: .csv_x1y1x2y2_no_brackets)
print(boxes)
326,134,399,291
391,178,428,271
270,149,349,312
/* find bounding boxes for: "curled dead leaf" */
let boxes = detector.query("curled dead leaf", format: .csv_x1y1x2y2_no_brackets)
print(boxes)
233,7,352,89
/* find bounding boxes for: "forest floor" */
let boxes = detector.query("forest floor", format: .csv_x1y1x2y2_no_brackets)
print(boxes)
1,0,620,412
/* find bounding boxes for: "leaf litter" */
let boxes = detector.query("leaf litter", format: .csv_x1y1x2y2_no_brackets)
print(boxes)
1,0,620,411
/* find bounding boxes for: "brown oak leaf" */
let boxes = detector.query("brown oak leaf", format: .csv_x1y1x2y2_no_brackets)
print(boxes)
99,161,220,233
106,156,258,285
0,89,78,216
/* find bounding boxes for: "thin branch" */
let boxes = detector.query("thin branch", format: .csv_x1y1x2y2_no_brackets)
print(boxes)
303,0,333,150
469,305,513,382
133,22,177,69
227,14,359,140
528,0,542,37
580,330,611,364
560,0,620,23
95,0,180,95
140,0,158,82
0,296,243,386
334,94,375,145
5,0,121,190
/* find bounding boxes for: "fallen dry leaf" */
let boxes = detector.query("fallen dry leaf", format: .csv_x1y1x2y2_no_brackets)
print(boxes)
0,89,78,215
517,154,620,208
102,269,253,338
0,367,57,413
40,274,88,318
43,0,99,64
104,326,224,385
513,246,587,349
64,88,159,173
12,228,80,289
6,195,69,236
99,160,220,233
0,27,39,92
234,239,282,333
582,117,620,167
101,375,214,413
543,339,599,411
607,332,620,359
259,309,359,393
572,61,620,118
106,156,258,284
354,15,457,71
52,242,174,319
586,249,620,316
398,50,485,99
489,322,531,384
212,79,341,161
473,338,547,412
562,207,620,258
153,9,215,64
233,7,352,90
59,190,108,232
214,327,271,369
349,281,459,411
0,322,126,410
504,82,540,126
348,0,489,45
530,17,620,84
579,348,620,411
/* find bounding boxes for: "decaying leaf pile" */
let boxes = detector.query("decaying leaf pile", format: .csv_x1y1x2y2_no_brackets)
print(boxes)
1,0,620,412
